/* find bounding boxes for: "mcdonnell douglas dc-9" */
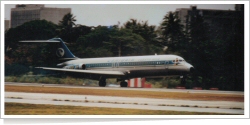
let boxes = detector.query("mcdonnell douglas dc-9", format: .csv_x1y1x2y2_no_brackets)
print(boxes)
20,38,194,87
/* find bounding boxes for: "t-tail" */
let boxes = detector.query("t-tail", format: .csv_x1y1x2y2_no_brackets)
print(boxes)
20,38,77,60
50,38,77,60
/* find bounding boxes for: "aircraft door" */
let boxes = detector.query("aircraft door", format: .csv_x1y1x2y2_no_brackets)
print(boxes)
112,62,119,68
116,62,119,68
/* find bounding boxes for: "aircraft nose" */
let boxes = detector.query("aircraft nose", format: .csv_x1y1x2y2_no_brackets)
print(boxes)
186,63,194,73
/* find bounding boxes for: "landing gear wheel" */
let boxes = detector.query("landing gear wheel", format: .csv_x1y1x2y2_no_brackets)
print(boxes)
120,81,128,87
99,77,106,87
180,75,186,86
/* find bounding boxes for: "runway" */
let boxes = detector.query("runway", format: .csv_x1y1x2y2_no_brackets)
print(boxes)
5,82,244,95
5,91,244,114
5,82,245,115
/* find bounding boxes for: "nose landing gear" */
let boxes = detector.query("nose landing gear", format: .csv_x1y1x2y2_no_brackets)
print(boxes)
180,75,186,86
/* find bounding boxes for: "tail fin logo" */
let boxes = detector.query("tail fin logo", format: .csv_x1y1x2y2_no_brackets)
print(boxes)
56,48,65,57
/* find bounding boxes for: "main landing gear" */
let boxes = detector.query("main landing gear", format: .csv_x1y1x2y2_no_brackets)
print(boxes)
99,77,106,87
98,76,128,87
120,81,128,87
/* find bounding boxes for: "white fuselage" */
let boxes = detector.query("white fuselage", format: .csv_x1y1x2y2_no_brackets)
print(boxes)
59,55,193,74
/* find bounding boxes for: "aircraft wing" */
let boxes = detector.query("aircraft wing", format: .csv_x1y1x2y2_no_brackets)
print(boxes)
36,67,125,75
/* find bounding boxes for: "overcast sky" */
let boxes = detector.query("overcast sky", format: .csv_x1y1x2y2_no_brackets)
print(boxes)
4,3,235,26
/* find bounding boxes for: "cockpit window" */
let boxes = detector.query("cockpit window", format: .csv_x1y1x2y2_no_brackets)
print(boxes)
177,60,185,62
173,59,185,63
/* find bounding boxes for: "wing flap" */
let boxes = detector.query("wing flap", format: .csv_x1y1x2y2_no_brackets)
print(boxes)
36,67,125,75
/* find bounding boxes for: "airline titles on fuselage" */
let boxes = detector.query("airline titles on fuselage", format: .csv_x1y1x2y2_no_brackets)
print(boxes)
106,58,161,63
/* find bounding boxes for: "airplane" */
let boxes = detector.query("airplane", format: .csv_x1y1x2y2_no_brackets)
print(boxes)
20,38,194,87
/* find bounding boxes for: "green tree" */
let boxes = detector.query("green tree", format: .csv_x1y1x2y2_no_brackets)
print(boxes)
105,28,146,56
59,13,76,28
185,12,211,88
5,20,59,75
160,12,185,53
5,20,58,55
76,25,151,57
123,19,162,55
76,26,117,57
222,9,244,91
124,19,157,43
58,13,77,42
184,9,244,91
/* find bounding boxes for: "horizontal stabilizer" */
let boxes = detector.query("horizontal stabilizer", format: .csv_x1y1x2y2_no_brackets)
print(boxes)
20,38,77,59
59,58,79,60
19,40,60,43
36,67,125,75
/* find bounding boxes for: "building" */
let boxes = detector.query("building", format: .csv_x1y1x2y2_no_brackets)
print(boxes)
235,4,244,11
11,4,71,28
175,5,242,39
5,20,10,31
175,5,241,29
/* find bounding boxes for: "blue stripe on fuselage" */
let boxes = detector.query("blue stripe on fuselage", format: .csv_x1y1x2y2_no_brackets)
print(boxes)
83,60,176,68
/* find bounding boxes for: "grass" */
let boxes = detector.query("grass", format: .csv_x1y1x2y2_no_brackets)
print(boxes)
5,103,236,115
5,76,92,86
5,76,182,88
5,85,244,102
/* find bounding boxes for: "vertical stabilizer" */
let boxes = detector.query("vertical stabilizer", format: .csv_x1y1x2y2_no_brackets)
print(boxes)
49,38,77,59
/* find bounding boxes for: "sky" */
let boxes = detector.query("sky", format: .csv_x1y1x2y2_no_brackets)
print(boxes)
4,2,236,27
